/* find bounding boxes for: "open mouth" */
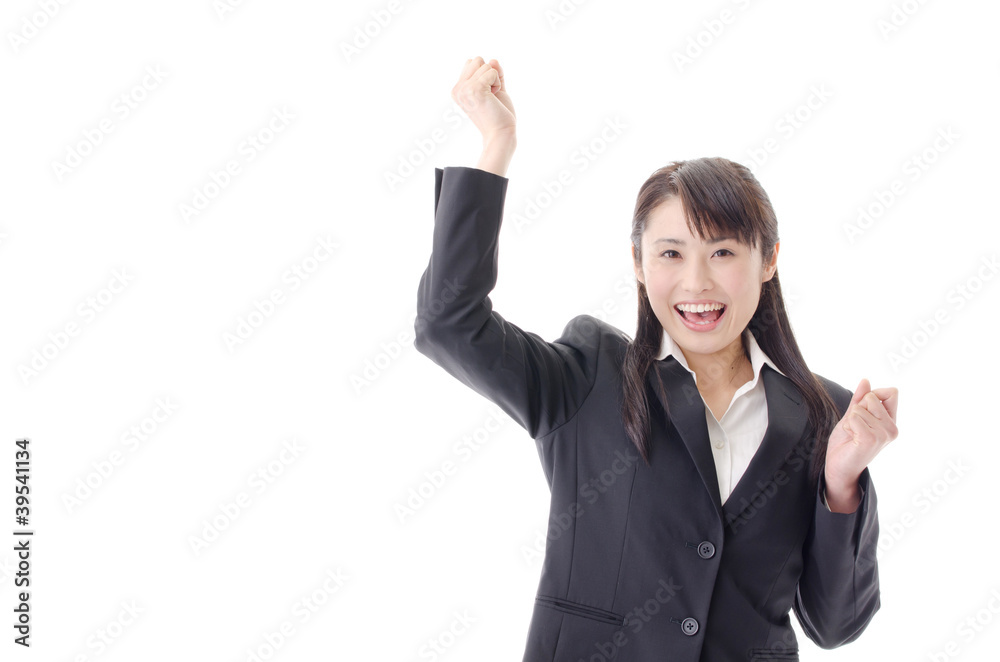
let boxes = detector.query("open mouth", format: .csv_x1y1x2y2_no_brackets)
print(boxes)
675,304,726,326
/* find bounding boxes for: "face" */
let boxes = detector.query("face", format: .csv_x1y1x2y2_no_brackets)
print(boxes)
632,196,778,366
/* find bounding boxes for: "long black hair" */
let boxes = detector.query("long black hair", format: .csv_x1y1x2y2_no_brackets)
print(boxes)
621,157,840,488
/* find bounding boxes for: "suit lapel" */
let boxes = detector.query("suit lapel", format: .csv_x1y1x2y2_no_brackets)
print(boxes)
647,359,808,525
722,364,807,524
648,357,723,518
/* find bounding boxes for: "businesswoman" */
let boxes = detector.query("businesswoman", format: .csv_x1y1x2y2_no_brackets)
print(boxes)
414,56,899,662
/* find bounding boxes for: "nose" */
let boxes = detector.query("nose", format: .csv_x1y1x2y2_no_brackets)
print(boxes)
682,257,712,294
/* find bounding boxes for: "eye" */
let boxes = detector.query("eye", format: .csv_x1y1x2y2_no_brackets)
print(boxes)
659,249,734,258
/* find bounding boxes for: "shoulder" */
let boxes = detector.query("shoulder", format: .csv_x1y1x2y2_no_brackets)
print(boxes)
556,314,632,370
811,372,853,416
557,314,632,358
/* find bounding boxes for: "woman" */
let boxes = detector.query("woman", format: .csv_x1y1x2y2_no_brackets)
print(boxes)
414,56,899,662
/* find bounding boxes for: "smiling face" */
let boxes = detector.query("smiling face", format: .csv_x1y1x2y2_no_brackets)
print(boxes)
632,195,778,373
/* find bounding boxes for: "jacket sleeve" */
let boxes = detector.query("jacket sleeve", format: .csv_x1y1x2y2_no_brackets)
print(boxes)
792,467,881,649
413,166,600,440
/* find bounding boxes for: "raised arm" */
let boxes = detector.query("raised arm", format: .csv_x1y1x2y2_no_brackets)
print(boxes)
413,57,599,440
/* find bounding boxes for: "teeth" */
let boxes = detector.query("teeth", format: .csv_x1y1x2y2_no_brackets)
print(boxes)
675,302,724,313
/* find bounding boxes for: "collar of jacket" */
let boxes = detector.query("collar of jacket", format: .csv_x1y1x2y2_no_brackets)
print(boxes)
646,356,808,527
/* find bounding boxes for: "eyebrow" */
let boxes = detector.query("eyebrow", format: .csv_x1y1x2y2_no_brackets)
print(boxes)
653,235,737,245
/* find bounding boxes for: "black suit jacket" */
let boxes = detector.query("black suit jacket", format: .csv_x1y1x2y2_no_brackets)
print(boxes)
414,166,880,662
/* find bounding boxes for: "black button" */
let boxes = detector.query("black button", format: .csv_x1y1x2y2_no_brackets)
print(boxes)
681,617,699,635
697,541,715,559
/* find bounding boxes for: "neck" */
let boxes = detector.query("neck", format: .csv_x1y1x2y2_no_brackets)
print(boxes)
681,334,751,391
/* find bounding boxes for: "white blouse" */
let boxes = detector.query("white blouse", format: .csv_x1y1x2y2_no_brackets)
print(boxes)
655,327,851,511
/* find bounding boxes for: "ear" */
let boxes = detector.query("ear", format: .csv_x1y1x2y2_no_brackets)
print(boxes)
762,241,779,282
631,244,644,285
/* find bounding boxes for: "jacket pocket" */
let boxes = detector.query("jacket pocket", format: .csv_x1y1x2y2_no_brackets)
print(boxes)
747,648,799,661
535,595,626,626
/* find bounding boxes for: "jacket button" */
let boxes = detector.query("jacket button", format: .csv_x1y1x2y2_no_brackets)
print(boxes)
681,617,699,635
697,541,715,559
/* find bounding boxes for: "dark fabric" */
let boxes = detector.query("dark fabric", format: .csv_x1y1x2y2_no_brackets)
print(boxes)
414,166,880,662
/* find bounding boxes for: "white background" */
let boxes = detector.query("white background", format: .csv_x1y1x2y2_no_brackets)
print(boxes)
1,0,998,660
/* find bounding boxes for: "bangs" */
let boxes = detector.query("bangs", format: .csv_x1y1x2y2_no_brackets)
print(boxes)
673,162,762,250
631,157,777,259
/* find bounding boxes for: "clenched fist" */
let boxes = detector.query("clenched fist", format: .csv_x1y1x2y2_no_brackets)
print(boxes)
824,378,899,512
452,56,516,147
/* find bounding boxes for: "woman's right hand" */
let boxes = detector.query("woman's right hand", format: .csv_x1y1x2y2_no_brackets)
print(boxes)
452,56,516,150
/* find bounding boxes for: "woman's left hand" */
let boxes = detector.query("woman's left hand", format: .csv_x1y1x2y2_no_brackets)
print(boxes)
825,378,899,491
